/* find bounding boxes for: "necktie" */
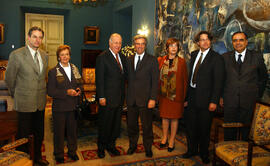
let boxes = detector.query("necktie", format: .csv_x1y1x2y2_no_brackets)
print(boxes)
237,54,242,65
136,56,141,70
115,54,122,72
34,52,40,73
192,53,203,85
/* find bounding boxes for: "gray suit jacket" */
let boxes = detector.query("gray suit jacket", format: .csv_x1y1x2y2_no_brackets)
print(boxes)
222,50,268,110
5,46,48,112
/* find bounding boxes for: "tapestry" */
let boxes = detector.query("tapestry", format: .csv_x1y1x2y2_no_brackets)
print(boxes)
154,0,270,102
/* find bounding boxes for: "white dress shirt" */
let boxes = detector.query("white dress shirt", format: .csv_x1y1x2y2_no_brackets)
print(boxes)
190,48,210,88
109,48,123,69
27,45,43,73
134,52,145,70
235,48,247,62
60,62,71,81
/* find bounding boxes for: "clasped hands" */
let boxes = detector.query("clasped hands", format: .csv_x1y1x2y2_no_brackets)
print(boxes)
67,88,81,97
99,98,156,109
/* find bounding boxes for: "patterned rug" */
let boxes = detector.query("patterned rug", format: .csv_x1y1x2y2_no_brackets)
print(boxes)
42,101,206,166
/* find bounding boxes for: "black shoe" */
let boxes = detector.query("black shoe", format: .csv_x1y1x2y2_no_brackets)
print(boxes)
35,159,49,166
127,147,137,155
167,146,175,152
107,147,120,156
68,154,79,161
55,157,64,163
97,149,105,158
145,150,153,158
201,156,210,164
159,142,168,148
182,152,197,158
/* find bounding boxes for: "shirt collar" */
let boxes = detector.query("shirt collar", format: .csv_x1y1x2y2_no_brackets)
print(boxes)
199,48,210,56
135,52,145,59
27,45,39,57
235,48,247,56
59,62,70,68
109,48,119,57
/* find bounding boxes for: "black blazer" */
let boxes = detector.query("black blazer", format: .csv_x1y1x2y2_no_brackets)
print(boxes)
222,50,268,110
47,63,83,112
186,49,225,109
126,53,159,107
95,49,127,108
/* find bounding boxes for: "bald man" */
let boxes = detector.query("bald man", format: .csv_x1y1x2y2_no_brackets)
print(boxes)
95,33,127,158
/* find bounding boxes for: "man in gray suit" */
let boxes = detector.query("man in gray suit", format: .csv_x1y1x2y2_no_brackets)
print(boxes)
5,26,49,166
221,31,268,141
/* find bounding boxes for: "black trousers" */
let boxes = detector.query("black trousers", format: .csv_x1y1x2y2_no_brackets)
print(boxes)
185,88,214,158
127,105,153,151
97,105,122,150
17,110,44,161
52,111,77,158
224,107,253,141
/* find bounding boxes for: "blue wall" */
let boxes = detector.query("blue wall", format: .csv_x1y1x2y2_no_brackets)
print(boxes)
0,0,156,70
0,0,114,69
113,0,155,55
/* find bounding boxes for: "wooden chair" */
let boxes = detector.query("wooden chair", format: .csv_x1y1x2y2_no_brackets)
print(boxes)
0,135,34,166
213,103,270,166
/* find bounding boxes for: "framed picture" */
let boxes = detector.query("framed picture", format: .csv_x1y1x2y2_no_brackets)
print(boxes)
0,24,4,44
84,26,99,44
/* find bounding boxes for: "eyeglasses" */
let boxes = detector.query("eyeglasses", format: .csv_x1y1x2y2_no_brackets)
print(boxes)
134,43,146,46
232,39,246,42
199,38,210,42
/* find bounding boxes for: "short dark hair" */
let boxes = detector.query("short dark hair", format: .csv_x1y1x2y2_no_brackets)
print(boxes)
166,38,180,54
232,31,248,39
28,26,44,38
56,45,71,62
194,31,213,42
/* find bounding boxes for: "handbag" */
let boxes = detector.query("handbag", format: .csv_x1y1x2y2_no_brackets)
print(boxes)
75,91,91,120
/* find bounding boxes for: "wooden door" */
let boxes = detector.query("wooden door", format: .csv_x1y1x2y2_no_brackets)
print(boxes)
25,13,64,70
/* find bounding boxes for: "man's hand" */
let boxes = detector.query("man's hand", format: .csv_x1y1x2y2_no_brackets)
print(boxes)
67,89,80,96
184,101,188,107
208,103,217,111
219,98,224,107
99,98,106,106
148,99,156,109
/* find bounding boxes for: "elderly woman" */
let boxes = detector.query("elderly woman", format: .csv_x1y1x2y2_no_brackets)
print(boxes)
47,45,83,163
158,38,188,152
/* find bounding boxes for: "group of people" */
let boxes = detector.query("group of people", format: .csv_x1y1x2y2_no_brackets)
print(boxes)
4,26,267,166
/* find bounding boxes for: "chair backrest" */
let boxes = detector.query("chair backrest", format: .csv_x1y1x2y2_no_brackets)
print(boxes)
82,68,95,84
249,103,270,145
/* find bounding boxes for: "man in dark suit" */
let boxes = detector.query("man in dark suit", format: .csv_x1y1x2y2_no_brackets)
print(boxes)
95,33,126,158
5,26,49,166
183,31,225,164
221,32,268,141
126,35,159,158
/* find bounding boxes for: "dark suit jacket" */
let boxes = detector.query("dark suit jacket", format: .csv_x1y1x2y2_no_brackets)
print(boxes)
126,53,159,107
186,49,225,109
47,63,83,112
222,50,268,110
95,49,127,108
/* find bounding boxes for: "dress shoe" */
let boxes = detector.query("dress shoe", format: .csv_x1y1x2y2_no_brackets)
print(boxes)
107,147,120,156
182,152,197,158
55,157,64,163
167,146,175,152
68,154,79,161
127,147,136,155
145,150,153,158
159,142,168,148
200,156,210,164
35,159,49,166
97,149,105,158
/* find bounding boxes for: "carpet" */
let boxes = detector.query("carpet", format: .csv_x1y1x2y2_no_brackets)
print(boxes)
42,101,206,166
